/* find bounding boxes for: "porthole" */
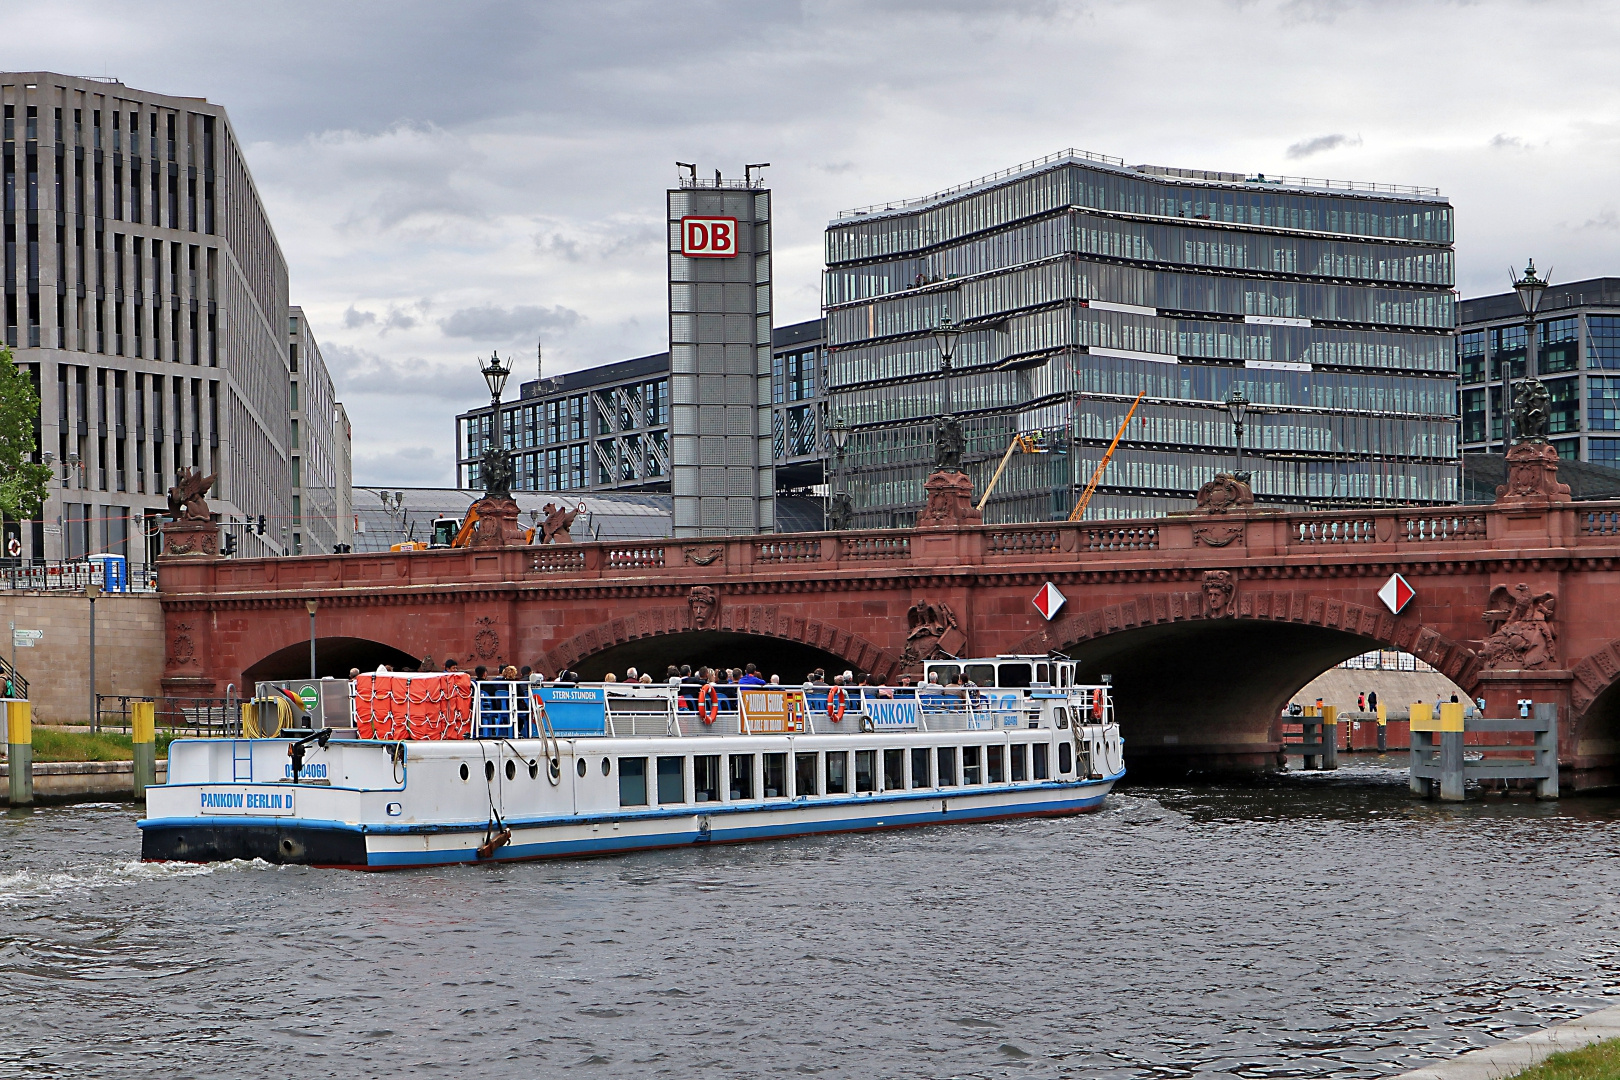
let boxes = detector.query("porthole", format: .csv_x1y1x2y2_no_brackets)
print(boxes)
529,759,539,779
459,762,470,781
485,760,496,781
601,758,611,776
506,759,517,781
550,761,561,781
576,758,588,778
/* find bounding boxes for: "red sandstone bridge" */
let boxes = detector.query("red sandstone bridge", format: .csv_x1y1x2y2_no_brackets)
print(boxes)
157,459,1620,788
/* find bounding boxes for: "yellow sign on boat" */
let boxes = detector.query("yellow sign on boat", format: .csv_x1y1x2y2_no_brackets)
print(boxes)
739,688,808,734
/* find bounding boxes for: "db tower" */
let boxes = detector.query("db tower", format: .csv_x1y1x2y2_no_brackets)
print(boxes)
667,163,773,536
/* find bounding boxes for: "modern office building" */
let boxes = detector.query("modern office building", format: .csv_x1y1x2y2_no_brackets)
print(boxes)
1458,277,1620,465
287,306,351,555
0,72,308,567
822,149,1460,524
454,317,826,502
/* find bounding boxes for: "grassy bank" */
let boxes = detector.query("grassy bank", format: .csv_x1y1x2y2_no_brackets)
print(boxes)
23,729,175,763
1507,1039,1620,1080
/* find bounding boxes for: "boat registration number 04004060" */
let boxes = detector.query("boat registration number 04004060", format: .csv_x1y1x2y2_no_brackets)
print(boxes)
199,789,296,815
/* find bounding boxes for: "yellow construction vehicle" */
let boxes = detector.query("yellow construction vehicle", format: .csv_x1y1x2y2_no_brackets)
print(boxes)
393,507,537,551
1068,392,1144,521
976,431,1051,512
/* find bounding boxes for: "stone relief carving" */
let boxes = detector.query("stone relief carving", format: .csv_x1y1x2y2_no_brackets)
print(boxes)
1193,473,1254,514
1193,522,1245,548
1495,441,1572,503
689,586,718,630
683,544,724,566
473,616,500,661
901,599,964,665
1201,570,1236,618
1480,583,1558,670
916,471,983,528
168,622,196,667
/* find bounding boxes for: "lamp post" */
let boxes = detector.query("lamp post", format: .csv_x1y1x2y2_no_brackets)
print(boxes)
828,408,851,530
86,579,100,732
932,316,963,417
1224,386,1251,478
479,351,513,497
305,599,318,680
1509,259,1550,447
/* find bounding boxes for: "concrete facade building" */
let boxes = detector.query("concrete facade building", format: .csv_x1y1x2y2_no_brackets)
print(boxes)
0,72,299,569
1458,277,1620,465
822,150,1460,524
286,306,349,555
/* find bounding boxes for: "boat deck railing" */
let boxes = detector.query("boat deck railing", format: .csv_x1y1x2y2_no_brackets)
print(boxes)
466,681,1111,741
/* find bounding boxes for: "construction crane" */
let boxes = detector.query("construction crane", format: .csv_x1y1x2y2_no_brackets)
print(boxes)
1068,392,1144,522
976,430,1051,512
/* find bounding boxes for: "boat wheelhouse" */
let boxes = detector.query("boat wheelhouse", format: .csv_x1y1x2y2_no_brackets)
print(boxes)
138,655,1123,870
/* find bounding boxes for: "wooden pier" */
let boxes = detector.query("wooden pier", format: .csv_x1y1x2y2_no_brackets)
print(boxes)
1408,701,1558,801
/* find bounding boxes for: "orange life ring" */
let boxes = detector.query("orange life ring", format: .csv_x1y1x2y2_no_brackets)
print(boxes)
826,686,848,723
1092,691,1105,721
697,683,720,725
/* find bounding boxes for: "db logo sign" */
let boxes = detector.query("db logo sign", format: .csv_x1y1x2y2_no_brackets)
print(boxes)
681,216,738,258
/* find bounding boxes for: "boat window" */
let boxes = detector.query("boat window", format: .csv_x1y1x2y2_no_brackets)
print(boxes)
729,754,754,800
929,664,961,684
763,753,788,798
826,751,849,795
619,757,648,806
987,744,1004,783
997,663,1032,688
856,750,877,792
1010,743,1028,782
794,752,819,797
964,663,995,687
936,746,957,786
694,754,720,802
1058,742,1073,775
1054,706,1070,729
1035,663,1050,685
657,756,685,804
1033,742,1050,780
882,749,904,790
1058,667,1070,687
910,747,932,788
963,746,982,784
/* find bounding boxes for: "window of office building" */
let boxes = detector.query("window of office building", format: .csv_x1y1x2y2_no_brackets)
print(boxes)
1541,318,1579,374
1491,325,1526,382
1590,376,1620,432
1547,377,1579,435
1592,437,1620,468
1459,331,1485,384
1591,317,1620,370
1462,387,1486,444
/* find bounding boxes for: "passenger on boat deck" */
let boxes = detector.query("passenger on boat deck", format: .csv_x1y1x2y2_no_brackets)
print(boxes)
740,664,764,687
604,672,617,682
420,656,435,671
625,666,638,681
769,674,781,684
898,673,915,688
474,665,488,680
501,665,519,680
349,667,361,680
639,673,653,684
520,665,532,681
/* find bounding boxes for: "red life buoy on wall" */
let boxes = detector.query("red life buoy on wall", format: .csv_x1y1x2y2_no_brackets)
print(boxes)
827,686,848,723
697,683,720,725
1092,690,1106,721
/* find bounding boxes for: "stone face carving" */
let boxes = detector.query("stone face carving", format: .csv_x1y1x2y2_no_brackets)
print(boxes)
901,599,963,664
1495,441,1572,503
917,471,983,528
1194,473,1254,514
689,586,718,630
1480,583,1559,670
1201,570,1236,618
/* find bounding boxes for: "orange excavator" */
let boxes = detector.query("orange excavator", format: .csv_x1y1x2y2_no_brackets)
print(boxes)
391,507,537,551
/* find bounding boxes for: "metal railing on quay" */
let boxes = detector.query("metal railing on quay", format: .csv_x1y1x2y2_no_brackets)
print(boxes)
2,559,159,593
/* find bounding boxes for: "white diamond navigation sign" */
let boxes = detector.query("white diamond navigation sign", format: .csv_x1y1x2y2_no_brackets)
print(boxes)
1377,573,1415,615
1033,582,1066,621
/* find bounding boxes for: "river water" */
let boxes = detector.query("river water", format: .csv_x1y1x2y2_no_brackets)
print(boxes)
1,757,1617,1079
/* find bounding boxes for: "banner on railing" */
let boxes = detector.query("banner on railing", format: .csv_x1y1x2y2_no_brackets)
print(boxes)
864,696,920,730
534,685,608,736
739,687,808,734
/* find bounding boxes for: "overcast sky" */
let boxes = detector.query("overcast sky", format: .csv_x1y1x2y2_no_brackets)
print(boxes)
10,0,1620,485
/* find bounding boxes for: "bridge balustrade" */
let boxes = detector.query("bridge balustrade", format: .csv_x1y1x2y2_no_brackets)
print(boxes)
1081,525,1158,551
1582,510,1620,537
604,544,666,571
985,527,1064,557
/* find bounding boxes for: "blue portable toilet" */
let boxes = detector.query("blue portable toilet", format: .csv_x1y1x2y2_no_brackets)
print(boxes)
88,553,127,593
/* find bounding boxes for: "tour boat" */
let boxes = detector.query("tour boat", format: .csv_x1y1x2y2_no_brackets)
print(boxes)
138,655,1125,870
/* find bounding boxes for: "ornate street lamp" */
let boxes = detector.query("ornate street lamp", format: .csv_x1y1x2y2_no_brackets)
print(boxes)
478,351,513,497
931,316,966,475
932,315,963,412
1224,386,1250,477
827,409,852,530
1509,259,1550,446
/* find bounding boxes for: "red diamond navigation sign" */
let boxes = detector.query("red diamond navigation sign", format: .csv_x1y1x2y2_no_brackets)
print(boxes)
1033,582,1066,621
1377,573,1415,615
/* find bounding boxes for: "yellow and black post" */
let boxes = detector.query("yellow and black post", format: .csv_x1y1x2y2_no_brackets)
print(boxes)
7,699,31,806
132,700,156,799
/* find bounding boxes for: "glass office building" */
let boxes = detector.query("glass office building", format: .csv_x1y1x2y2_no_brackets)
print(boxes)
1458,278,1620,465
822,150,1459,524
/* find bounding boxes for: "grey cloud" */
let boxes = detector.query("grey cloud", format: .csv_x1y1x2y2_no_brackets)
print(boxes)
350,445,450,488
1491,133,1529,151
325,344,477,400
1285,133,1362,160
343,306,377,328
440,304,582,341
384,310,418,332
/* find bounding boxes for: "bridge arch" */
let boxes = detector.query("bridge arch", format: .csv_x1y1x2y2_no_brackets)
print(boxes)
1013,585,1479,776
544,602,902,683
242,636,421,685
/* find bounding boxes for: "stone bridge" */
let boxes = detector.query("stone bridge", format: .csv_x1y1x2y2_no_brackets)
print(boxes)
158,460,1620,788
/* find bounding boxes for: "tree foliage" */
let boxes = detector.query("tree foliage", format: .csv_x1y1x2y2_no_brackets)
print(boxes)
0,347,51,518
